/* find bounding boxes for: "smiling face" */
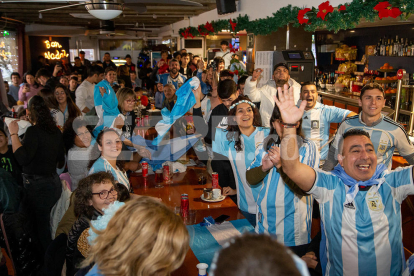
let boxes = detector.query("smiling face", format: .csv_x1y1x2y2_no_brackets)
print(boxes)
105,70,117,84
301,84,318,110
218,62,225,72
273,66,290,87
359,89,385,121
169,61,180,75
338,135,377,181
89,181,117,214
55,87,67,105
234,103,254,129
74,125,92,148
98,131,122,160
156,83,164,92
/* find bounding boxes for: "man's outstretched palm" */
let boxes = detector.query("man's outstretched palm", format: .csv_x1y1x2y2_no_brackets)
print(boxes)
274,84,306,124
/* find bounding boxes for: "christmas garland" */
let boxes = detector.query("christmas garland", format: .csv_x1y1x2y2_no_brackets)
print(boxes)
179,0,414,38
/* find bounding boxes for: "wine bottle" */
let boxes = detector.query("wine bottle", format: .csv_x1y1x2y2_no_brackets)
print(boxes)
389,39,394,56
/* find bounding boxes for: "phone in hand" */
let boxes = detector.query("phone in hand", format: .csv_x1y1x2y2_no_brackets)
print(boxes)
214,215,230,224
56,61,62,67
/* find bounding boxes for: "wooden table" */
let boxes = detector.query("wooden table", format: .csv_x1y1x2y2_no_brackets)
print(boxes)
130,167,243,276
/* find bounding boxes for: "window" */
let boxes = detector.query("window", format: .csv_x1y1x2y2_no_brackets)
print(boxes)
69,49,95,62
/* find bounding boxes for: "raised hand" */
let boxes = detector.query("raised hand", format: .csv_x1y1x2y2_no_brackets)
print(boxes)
273,84,306,125
157,60,165,68
197,60,205,70
251,68,263,82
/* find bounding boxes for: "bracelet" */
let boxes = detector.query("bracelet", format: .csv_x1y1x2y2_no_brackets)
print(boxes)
282,122,299,128
10,133,18,136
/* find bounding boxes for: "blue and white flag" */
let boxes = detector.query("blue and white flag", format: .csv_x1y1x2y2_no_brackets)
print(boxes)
131,134,201,170
186,219,254,265
152,77,200,145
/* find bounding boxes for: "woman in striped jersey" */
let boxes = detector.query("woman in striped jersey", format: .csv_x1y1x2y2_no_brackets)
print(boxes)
246,105,320,256
213,96,270,227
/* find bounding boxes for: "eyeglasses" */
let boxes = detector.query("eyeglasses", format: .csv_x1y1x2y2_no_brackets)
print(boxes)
55,91,66,96
92,187,118,200
126,99,137,104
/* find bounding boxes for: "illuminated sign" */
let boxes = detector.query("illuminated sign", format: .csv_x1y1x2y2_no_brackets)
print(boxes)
44,40,69,60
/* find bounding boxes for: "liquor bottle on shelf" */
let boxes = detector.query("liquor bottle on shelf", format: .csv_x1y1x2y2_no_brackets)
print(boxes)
400,38,405,56
380,38,386,56
320,73,326,89
386,39,390,56
404,39,409,56
394,36,399,56
375,41,381,56
389,39,394,56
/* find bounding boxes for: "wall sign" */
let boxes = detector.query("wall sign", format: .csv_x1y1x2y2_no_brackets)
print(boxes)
44,39,69,60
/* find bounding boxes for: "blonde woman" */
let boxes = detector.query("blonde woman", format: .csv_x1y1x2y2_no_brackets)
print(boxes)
81,197,189,276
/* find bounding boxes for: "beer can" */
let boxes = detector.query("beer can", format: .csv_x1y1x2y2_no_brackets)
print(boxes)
212,172,219,189
163,165,170,182
142,161,148,178
181,194,189,214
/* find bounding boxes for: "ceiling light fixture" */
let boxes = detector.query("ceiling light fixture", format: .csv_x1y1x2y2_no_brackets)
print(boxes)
86,1,123,20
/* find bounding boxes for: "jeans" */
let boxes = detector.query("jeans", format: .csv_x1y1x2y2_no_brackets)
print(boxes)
22,173,62,257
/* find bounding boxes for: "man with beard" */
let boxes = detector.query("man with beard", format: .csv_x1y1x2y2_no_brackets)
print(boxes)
244,63,301,127
152,58,186,90
300,81,356,165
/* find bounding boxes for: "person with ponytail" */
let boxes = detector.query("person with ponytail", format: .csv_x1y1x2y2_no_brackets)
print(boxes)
212,95,269,227
8,95,65,258
246,104,320,257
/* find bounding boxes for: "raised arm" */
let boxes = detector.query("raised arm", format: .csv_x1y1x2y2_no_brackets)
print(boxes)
274,85,316,191
243,69,264,102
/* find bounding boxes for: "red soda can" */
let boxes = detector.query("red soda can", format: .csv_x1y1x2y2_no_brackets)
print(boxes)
140,117,145,126
163,165,170,182
212,172,219,189
142,161,148,178
136,117,141,127
181,194,189,214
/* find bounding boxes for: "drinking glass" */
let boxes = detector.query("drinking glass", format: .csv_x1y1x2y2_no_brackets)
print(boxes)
155,169,164,188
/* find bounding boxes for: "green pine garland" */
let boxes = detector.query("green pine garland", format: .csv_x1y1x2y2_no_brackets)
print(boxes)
179,0,414,37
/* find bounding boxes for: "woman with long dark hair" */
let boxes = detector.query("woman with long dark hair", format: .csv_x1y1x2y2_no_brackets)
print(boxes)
8,95,65,258
18,71,41,107
54,84,82,125
212,95,269,227
246,104,320,256
38,88,65,130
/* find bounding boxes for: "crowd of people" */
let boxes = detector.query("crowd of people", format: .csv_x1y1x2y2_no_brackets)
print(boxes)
0,41,413,276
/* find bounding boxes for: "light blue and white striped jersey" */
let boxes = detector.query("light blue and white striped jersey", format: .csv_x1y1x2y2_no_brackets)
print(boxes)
330,114,414,169
156,73,187,90
310,166,414,276
302,102,350,160
249,138,320,246
213,127,270,214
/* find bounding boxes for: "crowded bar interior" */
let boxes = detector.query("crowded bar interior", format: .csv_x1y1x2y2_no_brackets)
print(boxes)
0,0,414,275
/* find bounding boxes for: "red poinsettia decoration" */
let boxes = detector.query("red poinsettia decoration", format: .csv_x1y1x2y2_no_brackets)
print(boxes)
197,26,208,36
205,21,214,33
374,1,402,19
297,8,311,24
229,19,237,31
182,28,194,39
338,5,346,11
317,1,334,20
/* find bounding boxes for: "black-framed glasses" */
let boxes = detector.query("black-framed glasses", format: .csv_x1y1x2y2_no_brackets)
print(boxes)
92,187,118,200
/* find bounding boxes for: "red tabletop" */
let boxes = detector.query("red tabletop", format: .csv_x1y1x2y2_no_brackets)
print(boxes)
130,167,243,275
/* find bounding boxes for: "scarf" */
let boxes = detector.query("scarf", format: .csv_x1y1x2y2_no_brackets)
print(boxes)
331,163,386,205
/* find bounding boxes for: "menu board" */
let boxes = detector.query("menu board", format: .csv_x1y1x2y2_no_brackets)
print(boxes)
0,30,19,83
255,51,273,88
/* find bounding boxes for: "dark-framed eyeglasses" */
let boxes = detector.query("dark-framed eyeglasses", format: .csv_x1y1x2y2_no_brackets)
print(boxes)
92,187,118,200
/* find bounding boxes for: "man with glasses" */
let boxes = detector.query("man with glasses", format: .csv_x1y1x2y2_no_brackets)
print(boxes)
244,63,301,127
323,82,414,171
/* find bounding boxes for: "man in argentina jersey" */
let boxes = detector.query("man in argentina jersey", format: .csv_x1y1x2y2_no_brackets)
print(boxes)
213,126,270,224
154,59,187,90
301,82,356,162
323,83,414,171
274,84,414,276
247,137,319,254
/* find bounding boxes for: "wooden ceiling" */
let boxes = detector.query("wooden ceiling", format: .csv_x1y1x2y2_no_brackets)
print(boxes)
0,0,218,30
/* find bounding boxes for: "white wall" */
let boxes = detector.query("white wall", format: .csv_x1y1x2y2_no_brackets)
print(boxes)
159,0,345,38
